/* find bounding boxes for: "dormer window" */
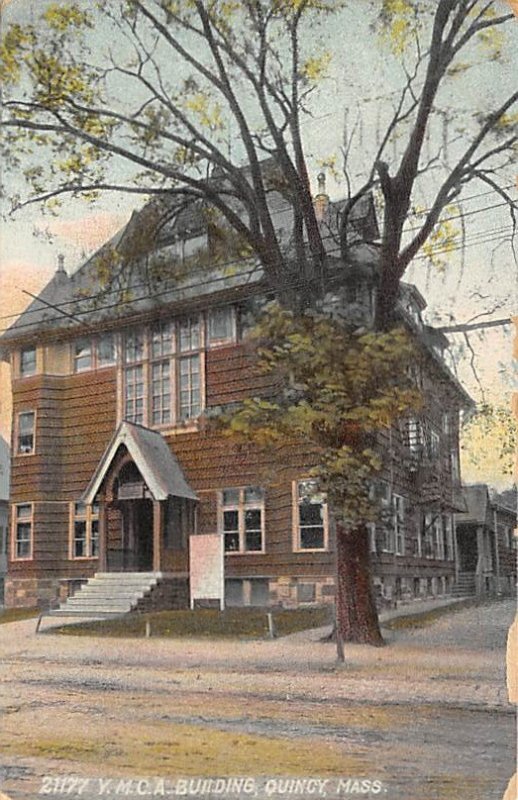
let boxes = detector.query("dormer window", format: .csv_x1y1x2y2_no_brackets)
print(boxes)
20,346,36,377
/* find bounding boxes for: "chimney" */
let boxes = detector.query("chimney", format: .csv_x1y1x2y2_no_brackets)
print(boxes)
314,172,329,222
55,253,68,284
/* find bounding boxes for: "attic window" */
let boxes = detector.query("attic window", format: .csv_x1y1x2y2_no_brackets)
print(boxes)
20,346,36,377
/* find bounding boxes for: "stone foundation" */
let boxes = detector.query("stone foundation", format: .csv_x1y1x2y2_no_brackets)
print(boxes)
373,574,456,608
135,576,190,612
4,576,87,609
5,576,59,609
268,576,335,608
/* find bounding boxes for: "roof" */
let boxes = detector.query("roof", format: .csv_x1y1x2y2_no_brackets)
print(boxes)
82,421,197,504
0,175,379,349
456,484,489,525
0,178,472,410
0,435,10,502
456,484,517,526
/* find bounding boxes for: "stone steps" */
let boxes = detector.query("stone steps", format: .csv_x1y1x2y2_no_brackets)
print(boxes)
452,571,477,597
47,572,160,617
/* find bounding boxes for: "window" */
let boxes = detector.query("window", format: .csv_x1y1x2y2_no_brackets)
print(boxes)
294,480,328,551
405,418,423,453
219,487,265,553
13,503,33,560
450,449,460,482
17,411,35,455
125,329,145,364
422,512,435,559
97,333,116,367
434,515,444,559
428,429,440,459
207,307,235,345
20,346,36,377
74,338,93,372
393,494,405,555
367,522,377,554
178,356,201,420
125,365,145,425
71,502,99,559
442,412,451,435
73,334,117,372
122,316,204,427
179,316,200,352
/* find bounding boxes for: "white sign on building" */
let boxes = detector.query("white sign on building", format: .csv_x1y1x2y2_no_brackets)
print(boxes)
189,533,224,610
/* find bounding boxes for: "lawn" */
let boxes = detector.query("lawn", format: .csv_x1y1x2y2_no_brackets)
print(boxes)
0,607,39,624
49,605,332,639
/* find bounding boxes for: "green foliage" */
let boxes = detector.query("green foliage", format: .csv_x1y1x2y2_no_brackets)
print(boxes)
461,401,517,483
378,0,421,55
225,303,422,525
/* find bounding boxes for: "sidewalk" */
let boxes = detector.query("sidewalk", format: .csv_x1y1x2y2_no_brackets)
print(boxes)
378,595,474,625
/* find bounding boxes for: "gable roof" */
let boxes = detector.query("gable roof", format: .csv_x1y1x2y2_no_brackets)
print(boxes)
82,421,197,504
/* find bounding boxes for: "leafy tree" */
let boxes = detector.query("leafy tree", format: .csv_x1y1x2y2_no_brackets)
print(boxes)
225,304,421,645
461,401,517,487
1,0,516,644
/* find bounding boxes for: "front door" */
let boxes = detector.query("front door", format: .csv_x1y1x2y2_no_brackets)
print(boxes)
107,499,154,572
134,499,153,571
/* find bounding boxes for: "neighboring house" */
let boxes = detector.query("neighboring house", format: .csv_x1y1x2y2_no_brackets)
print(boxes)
0,183,473,611
455,484,517,597
0,435,10,603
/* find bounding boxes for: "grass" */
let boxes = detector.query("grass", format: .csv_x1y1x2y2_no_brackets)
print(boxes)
0,607,39,624
0,722,368,776
49,605,332,639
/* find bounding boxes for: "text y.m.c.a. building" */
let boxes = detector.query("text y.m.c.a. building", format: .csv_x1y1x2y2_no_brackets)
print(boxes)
0,190,472,611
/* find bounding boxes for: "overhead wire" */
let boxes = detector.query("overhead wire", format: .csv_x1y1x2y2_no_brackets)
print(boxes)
0,221,514,336
0,193,514,329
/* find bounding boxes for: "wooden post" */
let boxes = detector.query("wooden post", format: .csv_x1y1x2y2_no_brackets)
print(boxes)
153,500,163,573
98,498,108,573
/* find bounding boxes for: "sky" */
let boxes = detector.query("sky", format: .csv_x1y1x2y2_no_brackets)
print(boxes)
0,0,516,485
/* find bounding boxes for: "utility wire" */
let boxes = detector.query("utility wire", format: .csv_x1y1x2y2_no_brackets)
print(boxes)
0,226,514,333
0,226,514,336
0,198,514,328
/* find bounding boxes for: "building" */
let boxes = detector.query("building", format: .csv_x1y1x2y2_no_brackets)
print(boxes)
455,484,516,597
0,188,473,611
0,435,9,603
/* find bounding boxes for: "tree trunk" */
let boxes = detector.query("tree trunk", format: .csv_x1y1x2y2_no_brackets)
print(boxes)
335,520,384,646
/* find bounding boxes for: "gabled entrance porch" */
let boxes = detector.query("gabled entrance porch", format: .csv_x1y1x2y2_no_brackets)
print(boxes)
82,421,198,576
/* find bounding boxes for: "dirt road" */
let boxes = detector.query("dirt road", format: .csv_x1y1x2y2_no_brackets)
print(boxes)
0,599,515,800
